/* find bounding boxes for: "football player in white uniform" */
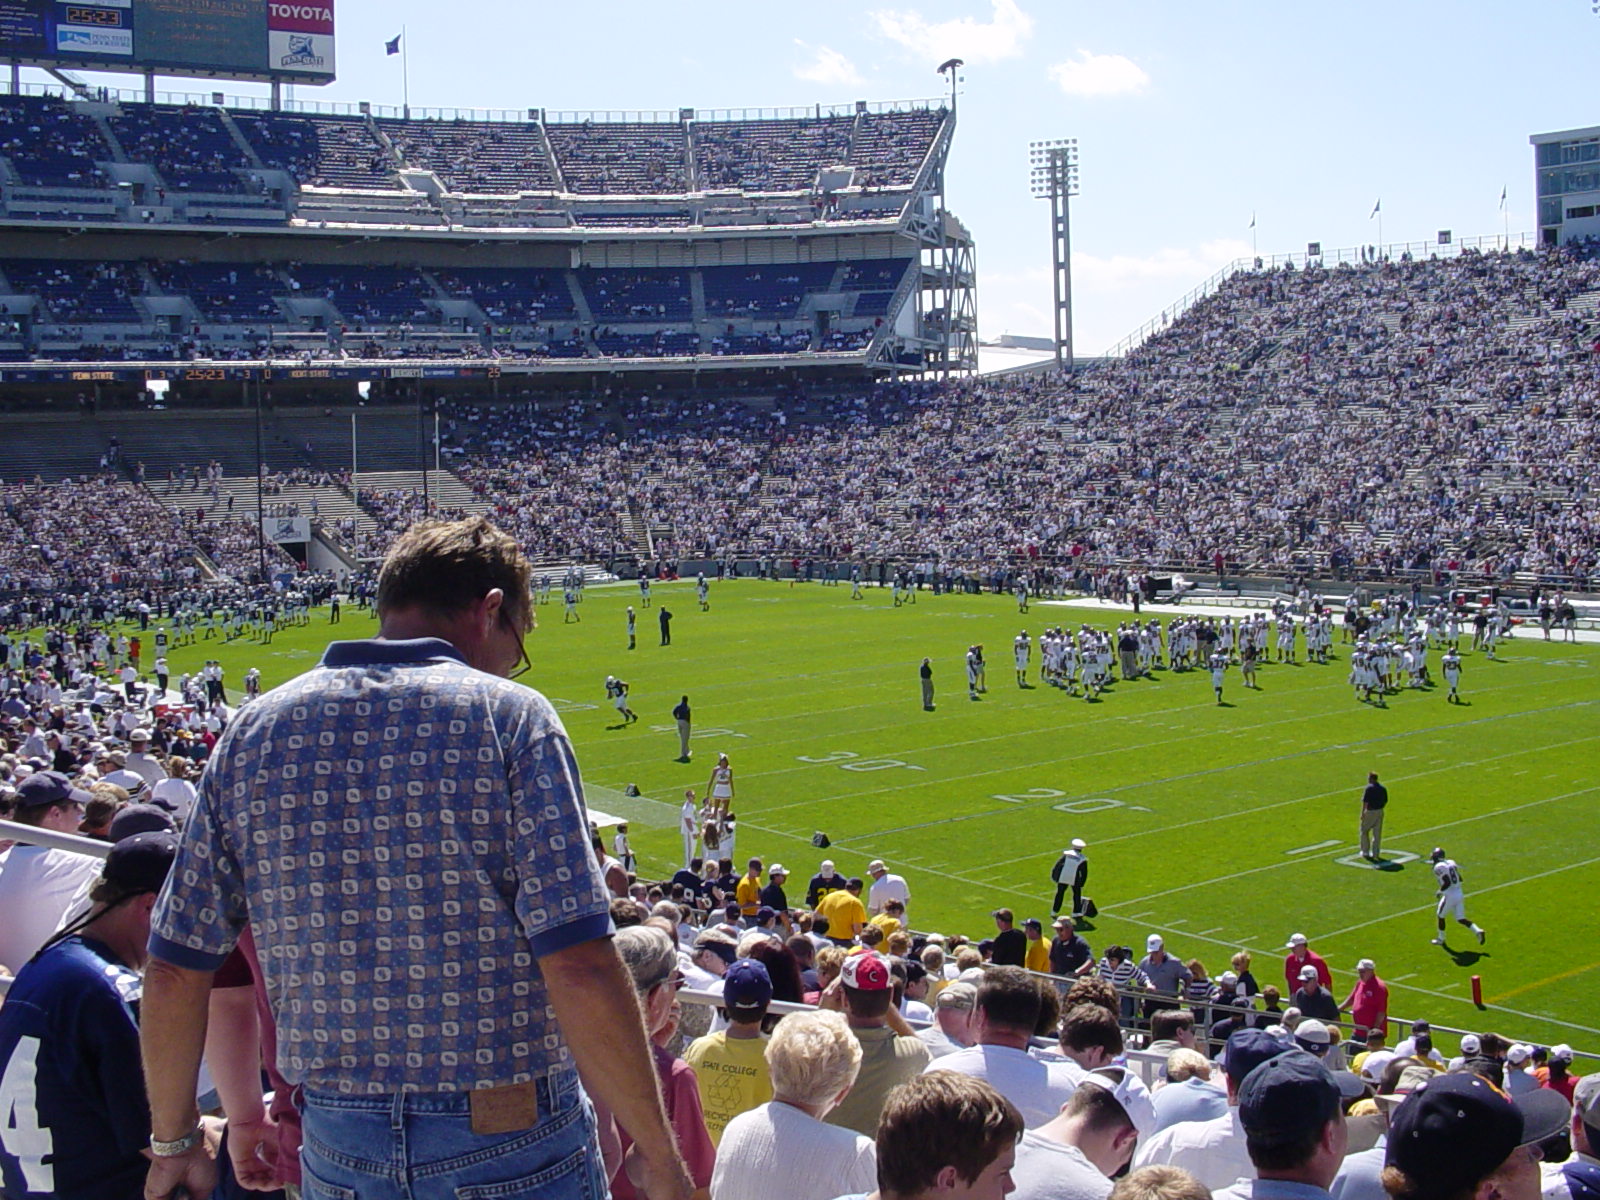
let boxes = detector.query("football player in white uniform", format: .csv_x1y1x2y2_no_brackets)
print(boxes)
1441,649,1463,703
606,675,638,724
1208,650,1229,705
1013,631,1031,687
1429,847,1486,946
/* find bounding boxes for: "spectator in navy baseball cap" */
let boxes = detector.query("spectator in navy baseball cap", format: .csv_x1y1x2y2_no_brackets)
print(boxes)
1214,1049,1365,1200
1382,1071,1570,1200
1224,1027,1293,1087
107,802,176,842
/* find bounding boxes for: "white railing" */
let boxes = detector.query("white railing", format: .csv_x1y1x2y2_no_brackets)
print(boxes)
4,80,943,127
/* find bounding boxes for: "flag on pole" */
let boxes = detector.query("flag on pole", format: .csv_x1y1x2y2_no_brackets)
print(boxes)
1370,199,1381,219
386,34,402,55
1248,213,1255,229
1499,185,1507,211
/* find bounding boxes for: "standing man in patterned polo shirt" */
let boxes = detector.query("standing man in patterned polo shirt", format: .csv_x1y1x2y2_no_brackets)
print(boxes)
138,517,692,1200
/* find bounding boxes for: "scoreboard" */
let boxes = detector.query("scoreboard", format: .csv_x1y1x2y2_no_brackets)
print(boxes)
0,0,335,83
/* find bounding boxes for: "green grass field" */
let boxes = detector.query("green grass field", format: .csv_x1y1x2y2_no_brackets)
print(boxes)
157,579,1600,1054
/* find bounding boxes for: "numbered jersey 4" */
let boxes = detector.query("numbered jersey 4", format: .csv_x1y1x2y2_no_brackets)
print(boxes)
0,938,148,1200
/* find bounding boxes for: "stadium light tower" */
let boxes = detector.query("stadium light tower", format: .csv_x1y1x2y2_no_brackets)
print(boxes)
937,58,963,112
1029,139,1079,371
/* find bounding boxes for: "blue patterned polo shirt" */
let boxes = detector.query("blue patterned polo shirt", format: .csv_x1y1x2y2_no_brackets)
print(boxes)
148,637,614,1095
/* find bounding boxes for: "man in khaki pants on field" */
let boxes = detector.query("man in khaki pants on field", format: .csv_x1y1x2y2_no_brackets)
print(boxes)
1359,771,1388,860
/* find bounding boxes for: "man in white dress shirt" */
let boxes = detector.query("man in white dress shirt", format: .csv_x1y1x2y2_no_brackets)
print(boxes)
927,966,1084,1127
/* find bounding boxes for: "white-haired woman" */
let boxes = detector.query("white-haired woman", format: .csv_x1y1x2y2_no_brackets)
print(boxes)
709,1009,875,1200
610,925,715,1200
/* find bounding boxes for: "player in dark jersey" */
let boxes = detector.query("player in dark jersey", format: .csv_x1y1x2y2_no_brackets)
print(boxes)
0,832,178,1200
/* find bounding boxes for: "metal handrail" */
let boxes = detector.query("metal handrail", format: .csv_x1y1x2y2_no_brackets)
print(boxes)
0,819,112,859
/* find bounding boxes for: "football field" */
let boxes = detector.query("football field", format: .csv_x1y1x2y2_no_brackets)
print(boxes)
166,578,1600,1055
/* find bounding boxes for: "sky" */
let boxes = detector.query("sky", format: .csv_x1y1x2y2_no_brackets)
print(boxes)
20,0,1600,356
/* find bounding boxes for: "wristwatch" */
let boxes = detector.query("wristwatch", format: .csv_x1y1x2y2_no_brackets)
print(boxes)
149,1126,203,1157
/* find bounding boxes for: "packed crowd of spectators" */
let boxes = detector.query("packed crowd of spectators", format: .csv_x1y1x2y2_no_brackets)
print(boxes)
3,256,895,360
544,120,690,194
5,245,1596,585
408,246,1598,584
0,476,290,590
380,117,560,194
694,115,855,192
0,93,948,205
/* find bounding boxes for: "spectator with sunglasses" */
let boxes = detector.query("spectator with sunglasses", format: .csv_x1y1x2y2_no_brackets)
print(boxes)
614,925,715,1200
140,517,690,1200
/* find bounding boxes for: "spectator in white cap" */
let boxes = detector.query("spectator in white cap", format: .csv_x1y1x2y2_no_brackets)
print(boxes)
1340,959,1388,1041
1295,1019,1335,1059
123,729,168,790
1293,965,1342,1023
1285,933,1333,993
1011,1066,1159,1200
1139,935,1193,1020
806,858,843,909
1504,1045,1539,1096
867,858,911,915
759,863,790,919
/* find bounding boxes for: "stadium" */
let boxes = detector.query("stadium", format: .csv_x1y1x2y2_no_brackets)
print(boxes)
1,4,1598,1200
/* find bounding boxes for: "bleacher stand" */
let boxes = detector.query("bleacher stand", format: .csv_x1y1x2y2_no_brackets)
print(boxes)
286,264,437,326
545,120,688,194
0,94,110,188
2,259,142,323
109,104,254,194
849,109,944,188
232,112,397,190
380,117,558,193
148,262,283,324
580,268,693,321
693,115,854,192
701,263,836,319
433,267,577,325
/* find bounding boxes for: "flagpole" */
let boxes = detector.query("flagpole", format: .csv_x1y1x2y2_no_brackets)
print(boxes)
1251,212,1257,261
402,24,410,118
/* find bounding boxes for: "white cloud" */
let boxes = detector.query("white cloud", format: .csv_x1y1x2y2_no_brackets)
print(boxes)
1047,51,1150,97
1070,238,1253,292
870,0,1034,66
793,41,864,87
978,241,1256,353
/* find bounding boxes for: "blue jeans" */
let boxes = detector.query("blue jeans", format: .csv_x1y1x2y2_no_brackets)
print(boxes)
298,1072,607,1200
